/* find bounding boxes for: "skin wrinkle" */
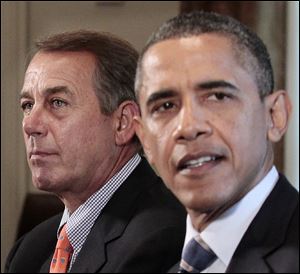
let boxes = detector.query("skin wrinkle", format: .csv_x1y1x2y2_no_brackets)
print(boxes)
21,51,138,213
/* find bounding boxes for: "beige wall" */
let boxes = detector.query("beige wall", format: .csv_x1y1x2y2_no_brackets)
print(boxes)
285,1,299,190
27,1,179,52
1,1,29,271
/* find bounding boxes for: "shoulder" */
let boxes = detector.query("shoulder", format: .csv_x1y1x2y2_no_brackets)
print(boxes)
5,213,62,273
230,173,299,272
98,158,186,271
125,157,186,229
102,177,186,273
255,172,298,241
268,173,299,224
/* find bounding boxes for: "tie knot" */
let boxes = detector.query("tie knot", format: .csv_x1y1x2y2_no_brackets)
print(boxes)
56,225,73,251
50,224,73,273
179,235,216,273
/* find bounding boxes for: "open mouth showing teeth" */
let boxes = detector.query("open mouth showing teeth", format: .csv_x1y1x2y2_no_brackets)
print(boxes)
178,155,223,171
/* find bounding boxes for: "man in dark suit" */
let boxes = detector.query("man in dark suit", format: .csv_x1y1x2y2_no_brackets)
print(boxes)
5,30,185,273
134,11,299,273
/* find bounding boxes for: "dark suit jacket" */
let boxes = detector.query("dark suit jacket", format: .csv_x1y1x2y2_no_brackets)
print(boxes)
169,174,299,273
5,158,186,273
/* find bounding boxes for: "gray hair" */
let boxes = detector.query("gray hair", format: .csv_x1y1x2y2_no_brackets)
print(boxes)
35,30,139,115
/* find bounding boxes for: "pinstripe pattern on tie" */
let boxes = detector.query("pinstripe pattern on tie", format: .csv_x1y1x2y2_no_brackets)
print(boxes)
178,235,216,273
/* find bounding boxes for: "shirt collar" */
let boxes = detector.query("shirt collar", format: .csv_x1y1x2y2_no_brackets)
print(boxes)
58,153,141,234
184,166,279,267
57,154,141,270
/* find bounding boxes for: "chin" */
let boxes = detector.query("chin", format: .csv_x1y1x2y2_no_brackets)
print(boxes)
184,200,216,214
178,190,226,214
33,180,51,192
32,175,58,192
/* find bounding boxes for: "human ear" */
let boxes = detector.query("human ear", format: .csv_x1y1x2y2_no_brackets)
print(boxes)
133,115,155,165
265,90,292,142
114,101,140,146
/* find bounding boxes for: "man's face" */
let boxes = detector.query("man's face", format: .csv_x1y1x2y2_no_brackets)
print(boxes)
136,34,273,213
21,51,118,194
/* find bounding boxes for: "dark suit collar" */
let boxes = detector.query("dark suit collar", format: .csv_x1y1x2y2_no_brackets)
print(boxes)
168,262,180,273
227,174,298,272
168,175,298,273
37,215,62,273
40,256,54,273
69,158,158,273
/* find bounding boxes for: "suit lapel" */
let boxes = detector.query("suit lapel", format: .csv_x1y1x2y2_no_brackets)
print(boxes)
70,158,156,273
227,174,298,273
168,261,180,273
36,215,62,273
69,209,132,273
40,255,53,273
68,227,106,273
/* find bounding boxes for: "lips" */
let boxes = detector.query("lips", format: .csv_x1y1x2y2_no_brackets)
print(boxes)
177,153,224,171
29,150,58,159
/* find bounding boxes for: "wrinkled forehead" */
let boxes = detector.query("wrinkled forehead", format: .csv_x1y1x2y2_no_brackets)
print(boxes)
26,50,96,75
22,51,96,92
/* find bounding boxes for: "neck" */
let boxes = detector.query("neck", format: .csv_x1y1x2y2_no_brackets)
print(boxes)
187,207,226,232
59,145,138,213
188,155,274,232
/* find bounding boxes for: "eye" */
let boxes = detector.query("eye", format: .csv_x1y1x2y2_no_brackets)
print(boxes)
154,101,176,113
21,101,34,114
51,99,67,108
207,92,231,101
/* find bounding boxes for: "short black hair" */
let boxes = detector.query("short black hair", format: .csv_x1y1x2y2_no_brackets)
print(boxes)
135,11,274,99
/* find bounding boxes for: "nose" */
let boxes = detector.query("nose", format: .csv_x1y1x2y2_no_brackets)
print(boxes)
23,105,48,138
173,98,212,142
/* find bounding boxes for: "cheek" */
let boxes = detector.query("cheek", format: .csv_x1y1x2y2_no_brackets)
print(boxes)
146,128,174,182
222,109,268,165
56,117,113,155
148,123,173,157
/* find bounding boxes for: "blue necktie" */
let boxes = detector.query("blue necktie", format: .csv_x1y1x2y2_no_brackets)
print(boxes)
178,235,217,273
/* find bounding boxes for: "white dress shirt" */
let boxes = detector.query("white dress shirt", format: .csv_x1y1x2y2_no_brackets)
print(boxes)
183,166,279,273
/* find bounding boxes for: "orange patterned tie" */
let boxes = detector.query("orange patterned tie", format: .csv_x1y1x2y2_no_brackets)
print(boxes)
50,224,73,273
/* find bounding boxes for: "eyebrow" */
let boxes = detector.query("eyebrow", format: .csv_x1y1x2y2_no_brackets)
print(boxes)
20,86,74,101
195,80,239,92
146,89,177,108
145,80,239,108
